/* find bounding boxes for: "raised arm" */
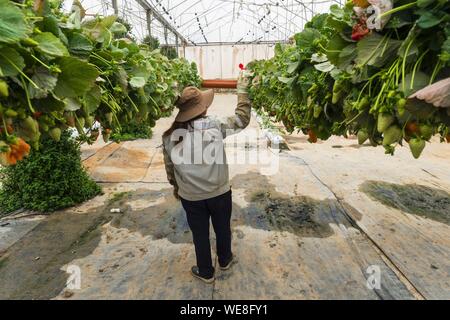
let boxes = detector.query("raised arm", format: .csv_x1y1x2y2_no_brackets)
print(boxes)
220,71,253,138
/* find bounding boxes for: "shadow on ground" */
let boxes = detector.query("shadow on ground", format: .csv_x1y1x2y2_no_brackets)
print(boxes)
361,181,450,225
101,172,338,243
230,172,336,238
0,209,113,299
0,172,356,299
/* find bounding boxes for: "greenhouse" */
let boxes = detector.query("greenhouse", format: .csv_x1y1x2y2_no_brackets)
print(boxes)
0,0,449,303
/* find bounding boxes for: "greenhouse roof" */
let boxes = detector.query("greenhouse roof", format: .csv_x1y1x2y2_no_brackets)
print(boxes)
64,0,340,45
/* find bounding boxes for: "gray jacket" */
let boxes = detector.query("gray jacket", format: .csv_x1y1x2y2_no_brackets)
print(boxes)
163,93,251,201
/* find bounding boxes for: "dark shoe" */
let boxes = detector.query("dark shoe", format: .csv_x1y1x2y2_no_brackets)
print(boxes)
191,266,215,284
220,255,234,271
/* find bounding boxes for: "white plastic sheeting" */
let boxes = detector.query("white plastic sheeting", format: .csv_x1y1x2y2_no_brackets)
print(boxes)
184,44,275,79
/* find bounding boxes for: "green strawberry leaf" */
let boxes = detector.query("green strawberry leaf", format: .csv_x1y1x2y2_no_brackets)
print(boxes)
110,22,128,35
43,15,60,36
64,97,82,111
416,11,444,29
101,16,117,29
0,0,28,44
68,33,93,57
130,77,146,89
326,35,349,66
29,67,58,99
278,76,298,86
294,28,321,50
337,44,357,71
115,67,129,91
287,61,301,74
33,94,66,112
34,32,69,57
356,34,402,68
84,85,102,114
54,57,99,98
83,20,111,45
400,71,431,96
314,61,335,73
0,47,25,77
417,0,436,8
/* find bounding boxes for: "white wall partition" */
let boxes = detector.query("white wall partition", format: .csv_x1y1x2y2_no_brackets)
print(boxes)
183,44,276,80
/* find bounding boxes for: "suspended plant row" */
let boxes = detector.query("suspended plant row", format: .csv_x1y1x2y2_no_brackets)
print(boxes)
0,0,201,166
248,0,450,158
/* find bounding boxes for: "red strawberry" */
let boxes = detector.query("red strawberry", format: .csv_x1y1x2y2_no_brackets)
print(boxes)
33,112,43,119
308,129,318,144
352,18,370,41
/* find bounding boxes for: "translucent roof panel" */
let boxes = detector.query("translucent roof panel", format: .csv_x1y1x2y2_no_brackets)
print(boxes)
63,0,340,44
156,0,339,44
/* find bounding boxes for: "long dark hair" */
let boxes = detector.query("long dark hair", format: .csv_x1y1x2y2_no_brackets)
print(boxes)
163,113,206,145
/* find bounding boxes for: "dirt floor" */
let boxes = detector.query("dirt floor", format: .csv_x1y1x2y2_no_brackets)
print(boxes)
0,93,449,300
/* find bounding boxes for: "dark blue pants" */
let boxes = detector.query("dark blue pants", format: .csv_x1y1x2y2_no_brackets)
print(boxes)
181,190,233,278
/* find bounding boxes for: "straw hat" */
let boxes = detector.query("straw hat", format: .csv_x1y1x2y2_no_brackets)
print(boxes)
175,87,214,122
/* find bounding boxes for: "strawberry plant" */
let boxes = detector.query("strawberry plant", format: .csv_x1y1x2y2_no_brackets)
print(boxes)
0,0,201,165
0,0,201,214
249,0,450,158
0,131,101,214
110,120,154,142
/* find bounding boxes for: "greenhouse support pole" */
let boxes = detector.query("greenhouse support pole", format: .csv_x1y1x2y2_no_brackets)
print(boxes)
164,27,169,45
146,10,152,37
112,0,119,16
